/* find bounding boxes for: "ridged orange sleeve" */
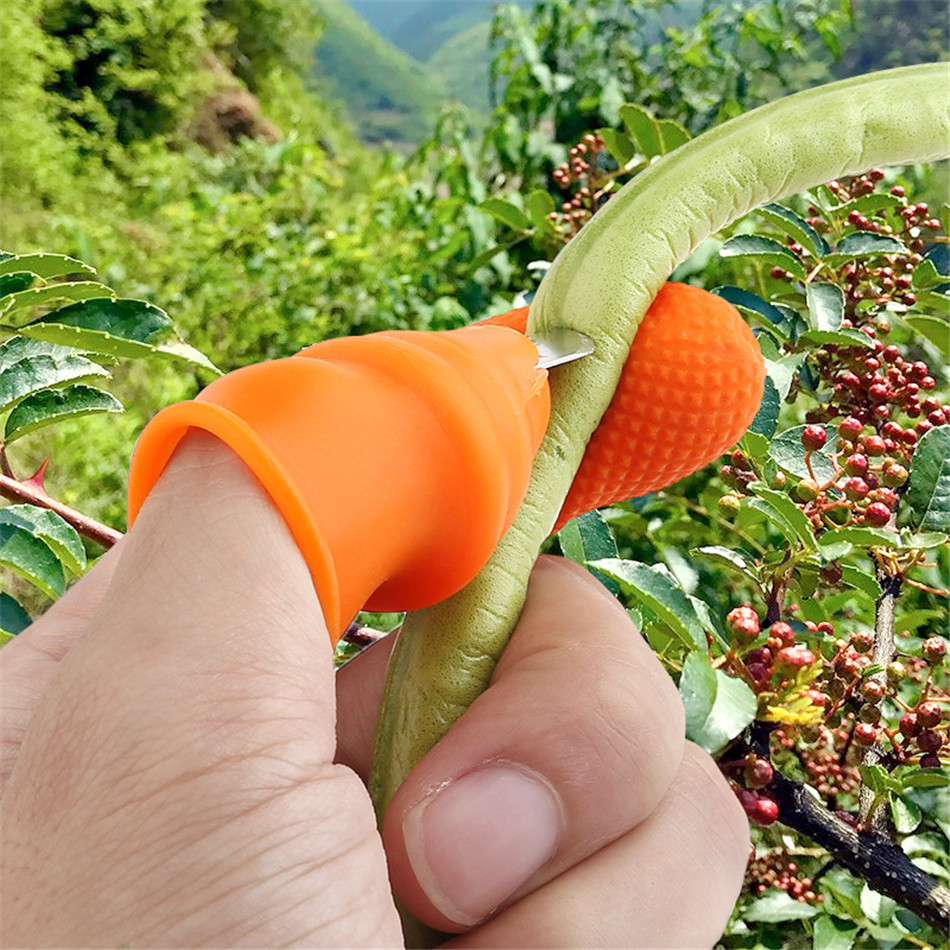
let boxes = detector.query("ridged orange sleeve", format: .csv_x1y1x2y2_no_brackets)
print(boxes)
127,326,549,644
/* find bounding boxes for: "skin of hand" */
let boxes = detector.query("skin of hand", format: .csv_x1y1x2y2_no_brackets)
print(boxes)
1,433,750,948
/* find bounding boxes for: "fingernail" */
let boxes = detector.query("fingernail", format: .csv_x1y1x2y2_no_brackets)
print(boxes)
403,764,561,926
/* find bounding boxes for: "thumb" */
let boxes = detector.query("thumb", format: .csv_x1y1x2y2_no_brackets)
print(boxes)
13,432,336,792
3,432,402,947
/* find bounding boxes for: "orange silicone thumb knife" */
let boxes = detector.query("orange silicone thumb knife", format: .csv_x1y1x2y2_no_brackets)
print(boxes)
126,325,550,644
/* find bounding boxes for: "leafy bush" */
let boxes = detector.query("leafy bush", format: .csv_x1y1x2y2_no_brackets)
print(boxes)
2,1,948,944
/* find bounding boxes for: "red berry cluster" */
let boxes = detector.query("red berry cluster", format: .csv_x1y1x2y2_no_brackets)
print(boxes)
745,851,822,904
724,601,948,778
815,172,941,259
774,724,861,801
725,608,818,690
807,338,945,450
895,637,948,769
721,170,950,531
792,415,919,529
548,133,613,242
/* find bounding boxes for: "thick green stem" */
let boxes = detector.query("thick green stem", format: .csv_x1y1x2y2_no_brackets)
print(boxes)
370,65,950,817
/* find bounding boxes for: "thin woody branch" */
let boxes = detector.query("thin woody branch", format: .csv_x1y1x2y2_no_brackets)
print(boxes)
0,471,123,549
768,767,950,933
744,724,950,933
859,563,901,827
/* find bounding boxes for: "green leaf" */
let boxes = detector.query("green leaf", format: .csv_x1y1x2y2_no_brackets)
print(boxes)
859,763,899,795
812,913,859,950
720,235,806,278
820,869,864,920
899,531,949,550
799,327,876,349
896,767,950,790
740,429,771,459
762,352,803,401
899,425,950,532
0,337,110,414
692,545,764,595
678,650,717,738
32,296,171,341
558,510,618,565
806,283,845,331
819,526,900,549
749,374,780,438
756,203,829,258
0,272,37,297
656,117,690,153
18,297,204,365
770,424,838,482
911,257,947,289
839,565,882,601
3,384,123,443
0,252,96,280
904,313,949,352
619,103,662,158
747,484,818,550
478,198,529,231
745,890,821,922
596,128,637,165
0,505,86,576
0,592,32,638
836,193,904,218
589,558,706,649
825,231,908,263
525,189,556,235
889,794,922,834
691,667,757,755
0,284,115,327
151,340,222,375
0,521,64,598
713,286,786,325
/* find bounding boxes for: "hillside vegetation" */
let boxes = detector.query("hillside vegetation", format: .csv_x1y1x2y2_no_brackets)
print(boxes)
2,5,948,945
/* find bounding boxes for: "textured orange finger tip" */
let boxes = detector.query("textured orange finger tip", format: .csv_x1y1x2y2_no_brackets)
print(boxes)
555,282,765,529
483,283,766,532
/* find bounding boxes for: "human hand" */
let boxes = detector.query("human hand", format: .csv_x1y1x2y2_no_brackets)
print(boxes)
2,434,749,947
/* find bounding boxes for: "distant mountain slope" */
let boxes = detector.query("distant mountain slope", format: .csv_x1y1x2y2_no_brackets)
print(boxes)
389,0,497,62
427,20,495,113
313,0,443,143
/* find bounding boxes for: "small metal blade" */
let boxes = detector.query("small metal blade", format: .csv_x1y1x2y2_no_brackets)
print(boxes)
529,327,595,370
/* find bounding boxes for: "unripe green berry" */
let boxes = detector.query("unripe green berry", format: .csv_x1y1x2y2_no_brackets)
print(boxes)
795,478,821,502
882,463,909,487
718,492,742,513
886,661,907,684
